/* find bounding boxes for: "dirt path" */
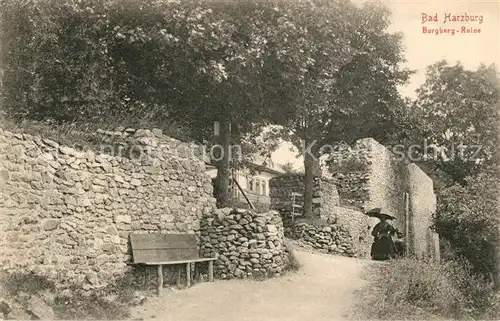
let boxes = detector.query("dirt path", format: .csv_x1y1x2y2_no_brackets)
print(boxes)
131,249,377,321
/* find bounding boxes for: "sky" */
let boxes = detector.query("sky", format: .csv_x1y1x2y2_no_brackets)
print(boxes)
271,0,500,170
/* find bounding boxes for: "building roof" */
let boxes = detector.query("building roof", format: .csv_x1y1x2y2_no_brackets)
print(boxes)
246,160,285,175
204,159,285,175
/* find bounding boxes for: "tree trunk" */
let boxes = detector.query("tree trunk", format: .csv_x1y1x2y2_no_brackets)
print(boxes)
214,118,231,208
303,139,321,218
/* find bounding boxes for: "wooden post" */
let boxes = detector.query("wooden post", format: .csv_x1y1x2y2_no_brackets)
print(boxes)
195,262,200,282
404,192,411,256
157,265,163,296
233,178,255,210
208,260,214,282
177,265,181,289
186,263,191,287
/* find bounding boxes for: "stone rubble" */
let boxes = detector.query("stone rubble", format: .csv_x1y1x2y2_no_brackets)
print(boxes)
199,208,289,279
284,222,357,257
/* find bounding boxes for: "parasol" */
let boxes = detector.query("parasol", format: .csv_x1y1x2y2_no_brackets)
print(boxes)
364,207,396,220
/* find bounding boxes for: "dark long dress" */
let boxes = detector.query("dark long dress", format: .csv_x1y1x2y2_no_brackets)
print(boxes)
370,220,398,261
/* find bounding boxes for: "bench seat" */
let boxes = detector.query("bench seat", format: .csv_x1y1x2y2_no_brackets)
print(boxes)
130,233,216,295
139,257,217,265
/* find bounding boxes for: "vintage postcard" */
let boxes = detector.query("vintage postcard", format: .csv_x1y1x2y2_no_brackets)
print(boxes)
0,0,499,320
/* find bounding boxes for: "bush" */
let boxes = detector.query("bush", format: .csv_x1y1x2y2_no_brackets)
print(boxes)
434,170,499,282
356,258,497,320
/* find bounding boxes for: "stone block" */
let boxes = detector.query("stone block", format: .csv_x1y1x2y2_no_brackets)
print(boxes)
114,215,132,224
43,219,59,231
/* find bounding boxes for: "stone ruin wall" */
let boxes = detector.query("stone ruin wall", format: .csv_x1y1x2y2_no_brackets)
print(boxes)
270,138,440,260
269,174,372,258
269,174,340,220
0,127,217,290
330,206,373,258
339,139,439,260
199,208,289,279
406,163,440,260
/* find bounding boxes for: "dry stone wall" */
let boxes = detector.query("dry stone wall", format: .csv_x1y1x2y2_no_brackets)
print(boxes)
270,174,372,258
327,141,371,208
285,223,356,257
269,174,339,220
283,206,372,259
325,206,373,259
328,139,405,217
199,208,288,279
0,127,216,290
328,138,438,259
361,139,406,231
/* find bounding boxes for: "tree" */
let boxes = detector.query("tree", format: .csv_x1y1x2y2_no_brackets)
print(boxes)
261,0,412,217
411,61,500,185
434,169,499,287
0,0,411,211
400,61,500,287
0,0,281,208
280,162,297,174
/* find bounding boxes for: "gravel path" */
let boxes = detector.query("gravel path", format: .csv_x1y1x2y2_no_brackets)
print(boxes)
131,249,377,321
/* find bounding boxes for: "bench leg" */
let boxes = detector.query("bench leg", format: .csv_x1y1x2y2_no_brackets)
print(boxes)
157,265,163,296
177,265,181,289
186,263,191,288
208,260,214,282
195,263,200,282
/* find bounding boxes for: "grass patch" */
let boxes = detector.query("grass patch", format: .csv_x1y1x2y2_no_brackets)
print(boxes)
53,292,131,320
2,271,56,296
355,258,499,320
0,116,192,151
0,270,149,320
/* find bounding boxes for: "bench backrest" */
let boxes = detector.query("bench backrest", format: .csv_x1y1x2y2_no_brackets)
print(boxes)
130,233,199,263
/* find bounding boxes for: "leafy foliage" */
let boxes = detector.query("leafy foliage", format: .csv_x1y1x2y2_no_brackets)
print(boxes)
256,0,412,216
434,169,499,278
0,0,412,209
280,162,297,174
408,61,499,184
261,0,413,147
394,61,500,285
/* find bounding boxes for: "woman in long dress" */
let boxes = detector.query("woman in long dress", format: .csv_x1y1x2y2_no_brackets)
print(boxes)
370,217,398,261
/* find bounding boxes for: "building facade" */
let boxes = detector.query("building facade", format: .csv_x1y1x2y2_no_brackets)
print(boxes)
205,161,285,207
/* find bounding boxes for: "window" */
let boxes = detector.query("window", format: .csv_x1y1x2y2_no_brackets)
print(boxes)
262,180,267,196
248,176,254,191
256,179,261,195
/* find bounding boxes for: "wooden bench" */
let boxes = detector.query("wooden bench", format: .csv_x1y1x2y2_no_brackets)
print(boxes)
129,233,217,295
